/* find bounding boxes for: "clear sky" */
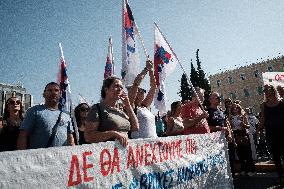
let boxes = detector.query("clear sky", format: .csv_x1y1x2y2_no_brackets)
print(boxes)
1,0,284,109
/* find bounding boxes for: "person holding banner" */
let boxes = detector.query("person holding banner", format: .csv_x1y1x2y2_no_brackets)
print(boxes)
165,101,184,136
181,87,210,134
128,60,158,139
0,97,23,151
84,76,138,147
17,82,75,150
207,92,235,177
259,84,284,183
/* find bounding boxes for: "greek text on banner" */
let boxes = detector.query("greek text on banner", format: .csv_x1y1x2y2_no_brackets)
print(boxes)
0,132,233,188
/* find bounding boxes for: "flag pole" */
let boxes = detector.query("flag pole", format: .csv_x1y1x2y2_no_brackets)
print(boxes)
58,43,79,144
154,22,205,111
109,36,115,75
134,21,150,60
59,43,64,60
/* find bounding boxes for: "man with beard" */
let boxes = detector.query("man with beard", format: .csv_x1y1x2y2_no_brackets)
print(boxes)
18,82,74,149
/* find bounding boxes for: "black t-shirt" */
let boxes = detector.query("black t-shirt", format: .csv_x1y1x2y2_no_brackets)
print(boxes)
0,120,21,152
207,107,226,128
264,100,284,131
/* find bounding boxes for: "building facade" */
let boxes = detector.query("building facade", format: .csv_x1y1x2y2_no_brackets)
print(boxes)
209,56,284,113
0,83,33,116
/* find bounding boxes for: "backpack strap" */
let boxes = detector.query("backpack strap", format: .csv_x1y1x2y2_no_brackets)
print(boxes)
46,111,62,148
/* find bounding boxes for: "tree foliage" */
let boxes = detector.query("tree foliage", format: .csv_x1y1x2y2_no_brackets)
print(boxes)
178,49,211,107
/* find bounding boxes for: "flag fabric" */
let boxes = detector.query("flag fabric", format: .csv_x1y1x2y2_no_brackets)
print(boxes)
121,0,140,86
154,25,178,115
57,43,72,113
104,37,115,79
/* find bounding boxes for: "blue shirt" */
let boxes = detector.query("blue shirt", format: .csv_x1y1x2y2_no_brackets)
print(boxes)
20,105,73,149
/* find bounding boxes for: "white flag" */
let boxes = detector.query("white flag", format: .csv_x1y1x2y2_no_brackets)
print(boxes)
154,24,178,115
121,0,140,86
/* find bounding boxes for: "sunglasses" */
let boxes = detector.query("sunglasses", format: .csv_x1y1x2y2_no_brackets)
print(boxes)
80,108,89,112
9,100,21,105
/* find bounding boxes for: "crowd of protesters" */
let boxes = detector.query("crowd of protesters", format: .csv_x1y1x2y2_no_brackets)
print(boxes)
0,59,284,183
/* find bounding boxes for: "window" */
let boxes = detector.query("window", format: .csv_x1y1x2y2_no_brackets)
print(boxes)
268,66,273,72
254,70,259,78
243,89,250,97
216,80,221,87
257,86,263,95
240,73,246,80
228,76,234,84
229,92,237,100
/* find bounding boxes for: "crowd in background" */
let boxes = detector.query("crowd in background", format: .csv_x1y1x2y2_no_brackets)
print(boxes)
0,59,284,182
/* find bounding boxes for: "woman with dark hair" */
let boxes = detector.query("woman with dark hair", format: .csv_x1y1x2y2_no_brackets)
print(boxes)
84,76,139,147
259,85,284,183
0,97,24,151
229,103,255,176
165,101,184,136
74,103,89,145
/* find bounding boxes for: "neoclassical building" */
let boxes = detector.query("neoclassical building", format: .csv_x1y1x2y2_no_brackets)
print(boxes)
0,83,33,116
209,56,284,113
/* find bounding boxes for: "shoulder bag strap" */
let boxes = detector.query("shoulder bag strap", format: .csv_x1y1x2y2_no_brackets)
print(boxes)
46,111,63,148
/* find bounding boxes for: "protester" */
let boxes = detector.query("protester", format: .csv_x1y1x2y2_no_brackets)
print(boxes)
74,103,90,145
128,60,157,139
17,82,75,149
256,112,271,160
84,76,139,147
229,103,255,176
259,84,284,183
245,107,258,161
207,92,235,177
224,98,233,117
165,101,184,136
155,112,165,137
181,87,210,134
0,97,24,151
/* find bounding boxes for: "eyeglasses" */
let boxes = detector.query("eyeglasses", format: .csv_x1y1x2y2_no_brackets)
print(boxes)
8,100,21,105
80,108,89,112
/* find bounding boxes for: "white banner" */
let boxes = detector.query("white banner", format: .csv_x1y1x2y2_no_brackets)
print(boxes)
262,72,284,87
0,132,233,188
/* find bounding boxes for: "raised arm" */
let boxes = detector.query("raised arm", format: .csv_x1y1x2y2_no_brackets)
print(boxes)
141,60,157,108
120,91,139,132
128,60,152,107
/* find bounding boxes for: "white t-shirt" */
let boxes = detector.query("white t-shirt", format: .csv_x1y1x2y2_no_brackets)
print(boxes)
248,115,259,134
131,106,157,139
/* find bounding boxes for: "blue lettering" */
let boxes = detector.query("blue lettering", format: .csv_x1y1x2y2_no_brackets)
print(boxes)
112,182,123,189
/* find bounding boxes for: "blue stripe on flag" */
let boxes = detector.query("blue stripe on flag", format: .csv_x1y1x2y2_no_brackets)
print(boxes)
127,44,135,53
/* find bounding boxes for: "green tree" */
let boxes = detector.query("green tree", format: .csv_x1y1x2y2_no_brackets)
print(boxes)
195,49,211,107
178,73,191,102
190,59,198,87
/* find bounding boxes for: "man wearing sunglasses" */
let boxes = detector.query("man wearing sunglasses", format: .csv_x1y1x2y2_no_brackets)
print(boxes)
17,82,75,150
